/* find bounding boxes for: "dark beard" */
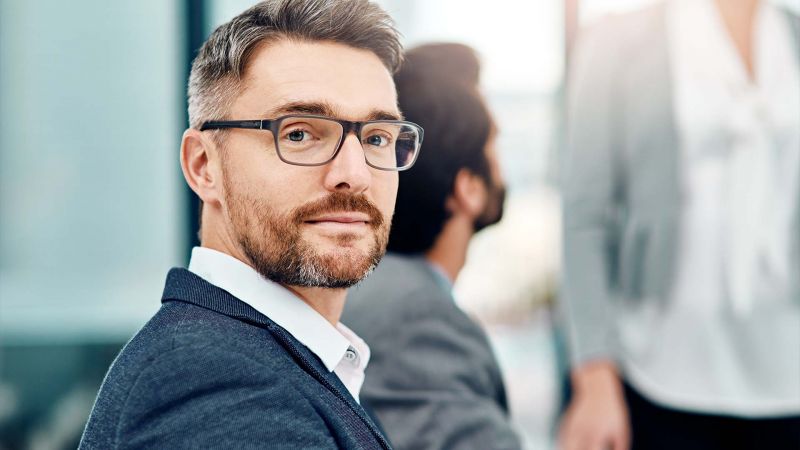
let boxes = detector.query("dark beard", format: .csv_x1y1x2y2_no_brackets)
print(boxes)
227,187,389,288
474,184,506,232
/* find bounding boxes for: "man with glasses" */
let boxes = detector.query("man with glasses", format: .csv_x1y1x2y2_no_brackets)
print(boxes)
343,43,519,450
80,1,420,448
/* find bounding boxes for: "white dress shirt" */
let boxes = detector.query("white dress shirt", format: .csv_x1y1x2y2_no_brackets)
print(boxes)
187,246,371,403
619,0,800,417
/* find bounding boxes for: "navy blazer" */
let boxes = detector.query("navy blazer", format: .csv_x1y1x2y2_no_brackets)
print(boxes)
80,268,391,449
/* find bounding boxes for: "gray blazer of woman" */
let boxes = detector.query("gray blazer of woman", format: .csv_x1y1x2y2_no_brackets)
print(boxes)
560,2,800,365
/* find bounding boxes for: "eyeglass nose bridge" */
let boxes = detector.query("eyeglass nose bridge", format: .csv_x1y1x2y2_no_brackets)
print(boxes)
328,119,368,162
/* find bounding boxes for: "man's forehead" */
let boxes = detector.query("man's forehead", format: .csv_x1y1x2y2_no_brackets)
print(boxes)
236,40,400,121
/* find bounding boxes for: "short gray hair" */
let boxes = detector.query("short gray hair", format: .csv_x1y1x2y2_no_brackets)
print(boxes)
187,0,403,130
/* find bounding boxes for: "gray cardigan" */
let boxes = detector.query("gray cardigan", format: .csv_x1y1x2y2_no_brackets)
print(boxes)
560,2,800,365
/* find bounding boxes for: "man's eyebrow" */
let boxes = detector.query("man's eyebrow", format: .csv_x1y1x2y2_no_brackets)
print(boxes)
366,110,403,121
264,101,336,118
264,101,403,121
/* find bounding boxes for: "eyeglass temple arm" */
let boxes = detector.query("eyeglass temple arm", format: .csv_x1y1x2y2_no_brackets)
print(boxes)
199,120,270,131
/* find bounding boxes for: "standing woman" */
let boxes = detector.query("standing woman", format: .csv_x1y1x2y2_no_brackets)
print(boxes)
559,0,800,449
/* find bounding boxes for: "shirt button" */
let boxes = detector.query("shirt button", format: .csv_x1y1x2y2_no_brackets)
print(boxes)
345,348,358,363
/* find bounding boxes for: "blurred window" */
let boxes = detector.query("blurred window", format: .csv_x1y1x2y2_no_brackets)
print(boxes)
0,0,184,344
579,0,799,25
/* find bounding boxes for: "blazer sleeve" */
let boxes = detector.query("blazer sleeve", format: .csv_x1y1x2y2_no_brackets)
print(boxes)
360,290,522,450
113,342,337,449
560,19,627,367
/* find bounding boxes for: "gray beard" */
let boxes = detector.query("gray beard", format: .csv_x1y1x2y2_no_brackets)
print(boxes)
227,188,389,289
239,229,384,288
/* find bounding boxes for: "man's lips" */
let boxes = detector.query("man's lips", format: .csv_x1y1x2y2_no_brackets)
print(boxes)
303,212,372,238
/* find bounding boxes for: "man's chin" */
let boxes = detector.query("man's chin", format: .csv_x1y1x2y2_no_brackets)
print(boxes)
320,246,376,269
319,244,385,283
296,252,378,288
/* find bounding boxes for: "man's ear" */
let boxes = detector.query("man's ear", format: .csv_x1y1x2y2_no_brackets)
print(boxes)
447,168,488,218
180,128,223,207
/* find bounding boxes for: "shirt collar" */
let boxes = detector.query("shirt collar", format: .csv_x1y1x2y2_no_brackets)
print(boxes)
187,246,356,372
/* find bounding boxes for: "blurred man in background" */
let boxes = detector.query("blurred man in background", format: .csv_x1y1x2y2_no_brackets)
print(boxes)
560,0,800,449
80,0,423,448
343,43,520,450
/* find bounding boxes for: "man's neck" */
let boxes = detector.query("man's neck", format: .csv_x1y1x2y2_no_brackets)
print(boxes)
424,215,475,284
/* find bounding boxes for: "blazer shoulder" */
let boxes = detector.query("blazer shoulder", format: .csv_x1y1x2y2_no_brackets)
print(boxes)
345,271,462,339
82,302,332,449
107,300,298,393
103,300,284,379
348,255,449,308
349,273,494,366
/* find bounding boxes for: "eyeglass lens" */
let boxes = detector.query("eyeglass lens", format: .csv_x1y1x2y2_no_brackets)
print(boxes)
276,117,419,169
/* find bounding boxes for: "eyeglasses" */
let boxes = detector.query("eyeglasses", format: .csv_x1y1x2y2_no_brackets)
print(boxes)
200,114,424,171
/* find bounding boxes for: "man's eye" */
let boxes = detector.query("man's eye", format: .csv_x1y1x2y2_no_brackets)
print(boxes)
364,134,391,147
287,130,307,142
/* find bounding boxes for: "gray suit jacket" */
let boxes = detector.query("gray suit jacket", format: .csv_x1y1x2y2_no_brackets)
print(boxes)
560,2,800,364
343,253,521,450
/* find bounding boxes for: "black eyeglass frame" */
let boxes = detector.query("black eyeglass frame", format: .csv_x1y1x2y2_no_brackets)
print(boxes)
200,114,424,171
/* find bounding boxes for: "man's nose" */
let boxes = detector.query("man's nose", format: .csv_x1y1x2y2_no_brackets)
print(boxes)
321,133,371,193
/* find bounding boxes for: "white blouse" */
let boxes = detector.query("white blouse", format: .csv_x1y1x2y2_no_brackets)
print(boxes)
621,0,800,416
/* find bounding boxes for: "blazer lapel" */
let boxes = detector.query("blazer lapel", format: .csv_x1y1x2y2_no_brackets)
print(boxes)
267,324,391,449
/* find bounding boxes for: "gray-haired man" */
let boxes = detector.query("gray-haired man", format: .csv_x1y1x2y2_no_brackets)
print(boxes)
80,1,422,448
